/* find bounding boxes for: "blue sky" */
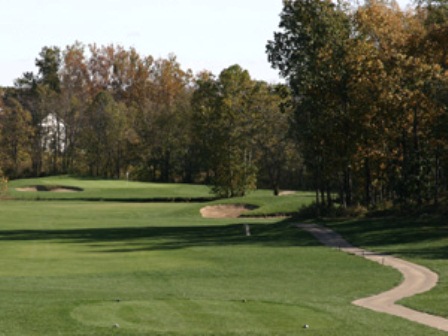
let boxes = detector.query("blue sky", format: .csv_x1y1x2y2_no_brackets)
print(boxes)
0,0,284,86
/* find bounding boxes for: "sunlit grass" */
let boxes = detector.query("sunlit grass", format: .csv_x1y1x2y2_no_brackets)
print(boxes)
0,178,446,334
326,217,448,319
8,175,212,200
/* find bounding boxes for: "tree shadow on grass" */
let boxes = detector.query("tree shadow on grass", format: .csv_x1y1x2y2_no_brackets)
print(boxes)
326,217,448,260
391,246,448,260
0,221,320,252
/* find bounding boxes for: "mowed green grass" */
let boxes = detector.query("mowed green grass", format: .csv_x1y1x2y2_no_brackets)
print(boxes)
0,177,446,335
326,217,448,320
7,176,212,200
214,190,316,217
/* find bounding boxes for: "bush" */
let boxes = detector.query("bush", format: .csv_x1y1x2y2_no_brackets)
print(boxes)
0,173,8,196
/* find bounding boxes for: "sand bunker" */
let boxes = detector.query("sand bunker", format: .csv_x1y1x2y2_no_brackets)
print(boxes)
49,187,80,193
15,185,83,193
15,187,39,192
200,204,258,218
279,190,296,196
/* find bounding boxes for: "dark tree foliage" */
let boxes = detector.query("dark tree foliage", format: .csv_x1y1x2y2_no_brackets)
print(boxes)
268,0,448,209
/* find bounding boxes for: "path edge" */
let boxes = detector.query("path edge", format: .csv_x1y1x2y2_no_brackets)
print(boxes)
296,223,448,333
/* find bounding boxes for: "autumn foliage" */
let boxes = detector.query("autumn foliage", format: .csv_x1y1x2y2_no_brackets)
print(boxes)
1,0,447,206
0,44,294,197
268,0,448,208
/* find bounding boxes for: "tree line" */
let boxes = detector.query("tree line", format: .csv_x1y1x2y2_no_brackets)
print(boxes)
1,0,447,208
0,43,299,196
268,0,448,208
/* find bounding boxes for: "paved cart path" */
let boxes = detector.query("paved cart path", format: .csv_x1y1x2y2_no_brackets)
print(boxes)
296,223,448,332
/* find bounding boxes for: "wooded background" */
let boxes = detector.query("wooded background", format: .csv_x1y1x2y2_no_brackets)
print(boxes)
1,0,447,208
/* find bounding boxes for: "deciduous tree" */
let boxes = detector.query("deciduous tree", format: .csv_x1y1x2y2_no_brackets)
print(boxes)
267,0,351,207
0,97,33,177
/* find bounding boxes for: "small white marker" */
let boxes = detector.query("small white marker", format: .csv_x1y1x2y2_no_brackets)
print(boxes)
244,224,251,236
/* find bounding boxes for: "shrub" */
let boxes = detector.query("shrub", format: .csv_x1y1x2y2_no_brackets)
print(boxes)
0,173,8,196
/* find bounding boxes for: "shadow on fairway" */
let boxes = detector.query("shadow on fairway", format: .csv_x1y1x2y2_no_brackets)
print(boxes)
10,196,219,202
0,221,321,252
327,217,448,260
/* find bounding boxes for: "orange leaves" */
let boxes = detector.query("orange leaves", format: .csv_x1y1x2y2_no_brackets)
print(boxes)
150,55,191,108
268,0,448,204
355,0,415,55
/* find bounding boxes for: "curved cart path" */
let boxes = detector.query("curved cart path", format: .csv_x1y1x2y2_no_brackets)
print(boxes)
296,223,448,332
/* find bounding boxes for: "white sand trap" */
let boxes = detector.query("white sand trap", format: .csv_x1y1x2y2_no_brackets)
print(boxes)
50,188,80,192
15,187,38,192
200,204,257,218
279,190,296,196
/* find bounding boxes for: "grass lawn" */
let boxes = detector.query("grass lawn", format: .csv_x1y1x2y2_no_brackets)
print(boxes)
214,190,316,217
0,177,446,335
7,176,213,201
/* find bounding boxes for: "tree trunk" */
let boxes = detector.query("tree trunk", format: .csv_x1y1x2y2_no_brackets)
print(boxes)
326,184,332,208
343,167,352,207
434,149,440,205
412,107,422,206
339,171,346,208
365,157,372,207
161,150,171,182
315,160,321,216
273,184,280,196
320,188,326,208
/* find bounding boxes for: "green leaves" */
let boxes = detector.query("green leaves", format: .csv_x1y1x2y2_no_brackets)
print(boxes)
268,0,352,205
192,65,259,198
36,46,62,93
